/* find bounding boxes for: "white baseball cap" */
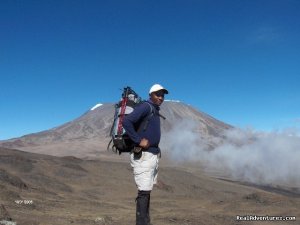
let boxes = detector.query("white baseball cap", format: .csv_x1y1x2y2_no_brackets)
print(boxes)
149,84,169,94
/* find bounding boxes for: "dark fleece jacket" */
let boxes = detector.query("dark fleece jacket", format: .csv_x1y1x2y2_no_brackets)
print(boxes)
122,100,161,154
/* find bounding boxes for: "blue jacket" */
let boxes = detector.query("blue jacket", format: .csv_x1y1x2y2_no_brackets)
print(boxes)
122,100,161,154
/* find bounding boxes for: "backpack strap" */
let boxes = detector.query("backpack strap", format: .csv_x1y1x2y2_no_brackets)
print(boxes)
139,102,154,132
146,101,166,120
137,102,166,132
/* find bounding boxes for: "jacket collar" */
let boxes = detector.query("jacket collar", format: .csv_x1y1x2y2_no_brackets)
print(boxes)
147,99,160,110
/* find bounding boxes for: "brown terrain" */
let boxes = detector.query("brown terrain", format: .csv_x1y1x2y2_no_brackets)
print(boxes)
0,101,299,224
1,147,299,225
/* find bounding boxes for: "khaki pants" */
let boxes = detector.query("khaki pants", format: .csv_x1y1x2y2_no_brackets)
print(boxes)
130,151,159,191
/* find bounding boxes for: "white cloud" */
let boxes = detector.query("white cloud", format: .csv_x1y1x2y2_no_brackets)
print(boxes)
163,122,300,187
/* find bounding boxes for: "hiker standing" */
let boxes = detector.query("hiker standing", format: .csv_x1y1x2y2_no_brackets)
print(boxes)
122,84,168,225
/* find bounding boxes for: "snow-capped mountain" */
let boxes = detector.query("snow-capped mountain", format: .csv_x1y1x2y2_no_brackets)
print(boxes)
0,101,232,158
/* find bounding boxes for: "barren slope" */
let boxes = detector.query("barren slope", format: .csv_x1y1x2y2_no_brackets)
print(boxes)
0,147,299,225
0,102,231,159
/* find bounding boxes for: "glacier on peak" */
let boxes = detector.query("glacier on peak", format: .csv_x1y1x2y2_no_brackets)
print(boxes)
90,103,103,110
165,99,181,103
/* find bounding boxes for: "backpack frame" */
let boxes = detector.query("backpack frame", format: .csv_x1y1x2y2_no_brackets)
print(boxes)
107,87,155,155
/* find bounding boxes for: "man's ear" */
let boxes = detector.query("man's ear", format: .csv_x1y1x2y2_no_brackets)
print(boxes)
149,93,154,100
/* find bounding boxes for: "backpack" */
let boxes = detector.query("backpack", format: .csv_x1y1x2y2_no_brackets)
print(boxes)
107,86,156,155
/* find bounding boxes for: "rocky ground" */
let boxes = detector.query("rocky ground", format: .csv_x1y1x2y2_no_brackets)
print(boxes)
0,147,299,225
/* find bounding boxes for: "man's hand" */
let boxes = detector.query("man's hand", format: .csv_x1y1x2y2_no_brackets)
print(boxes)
139,138,150,149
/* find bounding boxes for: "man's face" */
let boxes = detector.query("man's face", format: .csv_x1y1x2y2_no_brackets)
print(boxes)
150,90,165,106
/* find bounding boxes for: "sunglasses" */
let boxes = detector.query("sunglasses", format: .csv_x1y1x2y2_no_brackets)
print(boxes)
154,91,165,97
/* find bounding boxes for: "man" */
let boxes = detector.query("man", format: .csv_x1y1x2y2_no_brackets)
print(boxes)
122,84,168,225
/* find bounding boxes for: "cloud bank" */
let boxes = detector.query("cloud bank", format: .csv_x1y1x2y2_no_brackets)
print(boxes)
162,120,300,187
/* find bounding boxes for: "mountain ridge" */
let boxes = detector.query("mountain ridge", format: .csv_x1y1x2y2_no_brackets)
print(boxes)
0,101,232,158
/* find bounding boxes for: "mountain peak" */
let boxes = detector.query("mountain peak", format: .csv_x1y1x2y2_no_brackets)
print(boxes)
0,101,232,158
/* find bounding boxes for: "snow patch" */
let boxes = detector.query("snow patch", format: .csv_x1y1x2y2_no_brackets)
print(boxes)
90,103,103,110
165,99,181,103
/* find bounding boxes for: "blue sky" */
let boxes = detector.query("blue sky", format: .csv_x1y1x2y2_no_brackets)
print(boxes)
1,0,299,140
